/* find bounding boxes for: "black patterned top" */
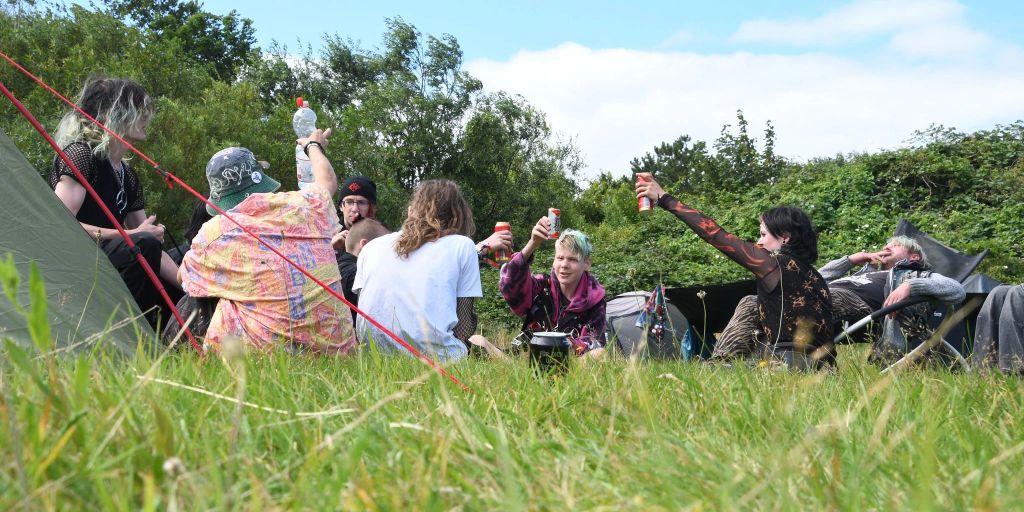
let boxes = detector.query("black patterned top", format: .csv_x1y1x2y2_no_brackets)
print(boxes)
658,194,834,364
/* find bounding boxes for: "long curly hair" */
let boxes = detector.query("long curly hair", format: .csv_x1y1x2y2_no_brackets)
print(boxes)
54,77,153,158
394,179,475,258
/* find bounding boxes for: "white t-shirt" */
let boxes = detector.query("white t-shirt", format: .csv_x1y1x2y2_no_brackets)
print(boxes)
353,232,482,361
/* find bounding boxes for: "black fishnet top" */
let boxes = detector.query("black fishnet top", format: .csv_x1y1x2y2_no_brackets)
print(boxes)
49,142,144,228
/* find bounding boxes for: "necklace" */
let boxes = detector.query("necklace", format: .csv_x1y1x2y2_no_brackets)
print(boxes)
112,161,127,214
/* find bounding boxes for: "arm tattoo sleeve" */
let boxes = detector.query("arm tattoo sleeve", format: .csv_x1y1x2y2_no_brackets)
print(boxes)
659,194,780,289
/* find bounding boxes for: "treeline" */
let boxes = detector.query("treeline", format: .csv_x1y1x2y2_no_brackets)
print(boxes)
1,1,581,241
2,2,1022,330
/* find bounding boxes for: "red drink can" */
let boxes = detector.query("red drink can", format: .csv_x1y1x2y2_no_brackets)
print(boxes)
494,222,511,263
637,173,653,214
547,208,561,239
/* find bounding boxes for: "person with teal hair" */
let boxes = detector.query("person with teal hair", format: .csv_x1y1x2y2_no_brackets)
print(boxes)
492,215,608,358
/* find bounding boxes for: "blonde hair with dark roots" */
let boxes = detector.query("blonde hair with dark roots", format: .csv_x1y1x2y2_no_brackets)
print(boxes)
54,77,154,159
394,179,475,258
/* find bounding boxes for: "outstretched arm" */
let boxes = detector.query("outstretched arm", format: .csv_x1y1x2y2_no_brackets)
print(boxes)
636,174,779,284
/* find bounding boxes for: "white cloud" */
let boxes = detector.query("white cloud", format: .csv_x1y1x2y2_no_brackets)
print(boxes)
657,29,697,50
886,23,992,59
732,0,964,46
467,41,1024,179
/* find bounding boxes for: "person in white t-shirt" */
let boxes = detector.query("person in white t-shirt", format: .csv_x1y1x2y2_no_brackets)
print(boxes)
352,179,482,361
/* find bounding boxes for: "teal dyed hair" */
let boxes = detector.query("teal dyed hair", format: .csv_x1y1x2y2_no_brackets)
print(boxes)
557,229,593,260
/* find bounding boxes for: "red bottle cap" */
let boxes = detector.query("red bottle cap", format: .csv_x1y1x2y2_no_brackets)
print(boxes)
296,96,304,108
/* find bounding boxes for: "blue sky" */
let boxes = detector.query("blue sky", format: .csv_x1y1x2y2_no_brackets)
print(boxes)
199,1,1024,177
202,0,1023,60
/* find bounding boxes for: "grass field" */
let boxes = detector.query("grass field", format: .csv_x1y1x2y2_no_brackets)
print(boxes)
2,337,1023,510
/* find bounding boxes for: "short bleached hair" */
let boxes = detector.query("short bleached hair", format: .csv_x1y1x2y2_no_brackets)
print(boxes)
557,229,593,260
888,235,929,267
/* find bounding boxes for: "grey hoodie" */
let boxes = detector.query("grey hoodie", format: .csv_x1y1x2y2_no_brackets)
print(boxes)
819,255,966,361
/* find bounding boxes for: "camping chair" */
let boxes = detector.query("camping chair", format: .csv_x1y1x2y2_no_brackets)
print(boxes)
833,219,989,371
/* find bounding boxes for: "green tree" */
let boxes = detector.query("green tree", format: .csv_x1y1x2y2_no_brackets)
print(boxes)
629,110,786,197
454,92,582,241
103,0,257,81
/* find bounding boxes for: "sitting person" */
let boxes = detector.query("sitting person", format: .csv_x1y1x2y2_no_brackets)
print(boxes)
972,284,1024,374
170,200,214,265
352,179,485,361
337,218,390,325
714,236,966,365
821,236,965,364
636,173,834,370
49,77,182,327
496,216,607,357
331,175,379,248
178,130,354,353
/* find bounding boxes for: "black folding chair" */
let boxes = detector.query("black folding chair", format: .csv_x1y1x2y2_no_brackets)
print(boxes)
834,219,988,371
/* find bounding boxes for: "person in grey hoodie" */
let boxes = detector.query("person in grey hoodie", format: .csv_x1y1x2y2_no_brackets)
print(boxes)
817,235,966,364
716,236,965,365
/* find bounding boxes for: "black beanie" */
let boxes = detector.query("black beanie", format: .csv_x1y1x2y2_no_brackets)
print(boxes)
339,176,377,204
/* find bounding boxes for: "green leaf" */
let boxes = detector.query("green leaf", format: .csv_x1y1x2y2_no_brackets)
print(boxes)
0,253,24,315
27,262,52,352
152,402,175,458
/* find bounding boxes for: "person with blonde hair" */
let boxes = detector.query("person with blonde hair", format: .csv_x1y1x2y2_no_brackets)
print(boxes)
352,179,484,360
496,216,607,357
48,77,182,327
337,218,391,326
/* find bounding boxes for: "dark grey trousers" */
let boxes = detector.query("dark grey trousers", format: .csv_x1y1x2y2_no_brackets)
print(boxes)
972,284,1024,373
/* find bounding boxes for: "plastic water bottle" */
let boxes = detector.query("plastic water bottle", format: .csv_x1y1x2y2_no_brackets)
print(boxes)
293,97,317,190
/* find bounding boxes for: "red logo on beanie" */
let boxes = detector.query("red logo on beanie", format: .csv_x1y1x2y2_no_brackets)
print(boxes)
348,182,361,192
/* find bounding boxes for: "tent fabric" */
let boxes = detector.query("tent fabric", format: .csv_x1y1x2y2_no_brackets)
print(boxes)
606,291,692,359
0,127,153,355
665,279,756,342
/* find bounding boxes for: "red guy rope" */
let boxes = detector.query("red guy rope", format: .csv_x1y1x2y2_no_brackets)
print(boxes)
0,51,469,392
0,80,202,352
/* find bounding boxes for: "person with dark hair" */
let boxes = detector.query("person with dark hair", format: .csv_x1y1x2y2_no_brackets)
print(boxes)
169,200,214,265
49,76,182,327
714,235,965,365
331,175,379,248
636,173,834,369
352,179,483,361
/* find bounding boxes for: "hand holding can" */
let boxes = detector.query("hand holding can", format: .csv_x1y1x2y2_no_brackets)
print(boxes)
636,173,654,213
493,222,512,263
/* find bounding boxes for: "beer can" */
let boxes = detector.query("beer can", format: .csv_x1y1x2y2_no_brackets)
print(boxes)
547,208,561,239
494,222,511,263
637,173,654,214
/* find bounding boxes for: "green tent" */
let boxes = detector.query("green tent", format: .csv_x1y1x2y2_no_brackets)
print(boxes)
0,126,155,355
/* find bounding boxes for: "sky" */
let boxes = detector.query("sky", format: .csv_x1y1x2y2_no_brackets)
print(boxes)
199,0,1024,178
